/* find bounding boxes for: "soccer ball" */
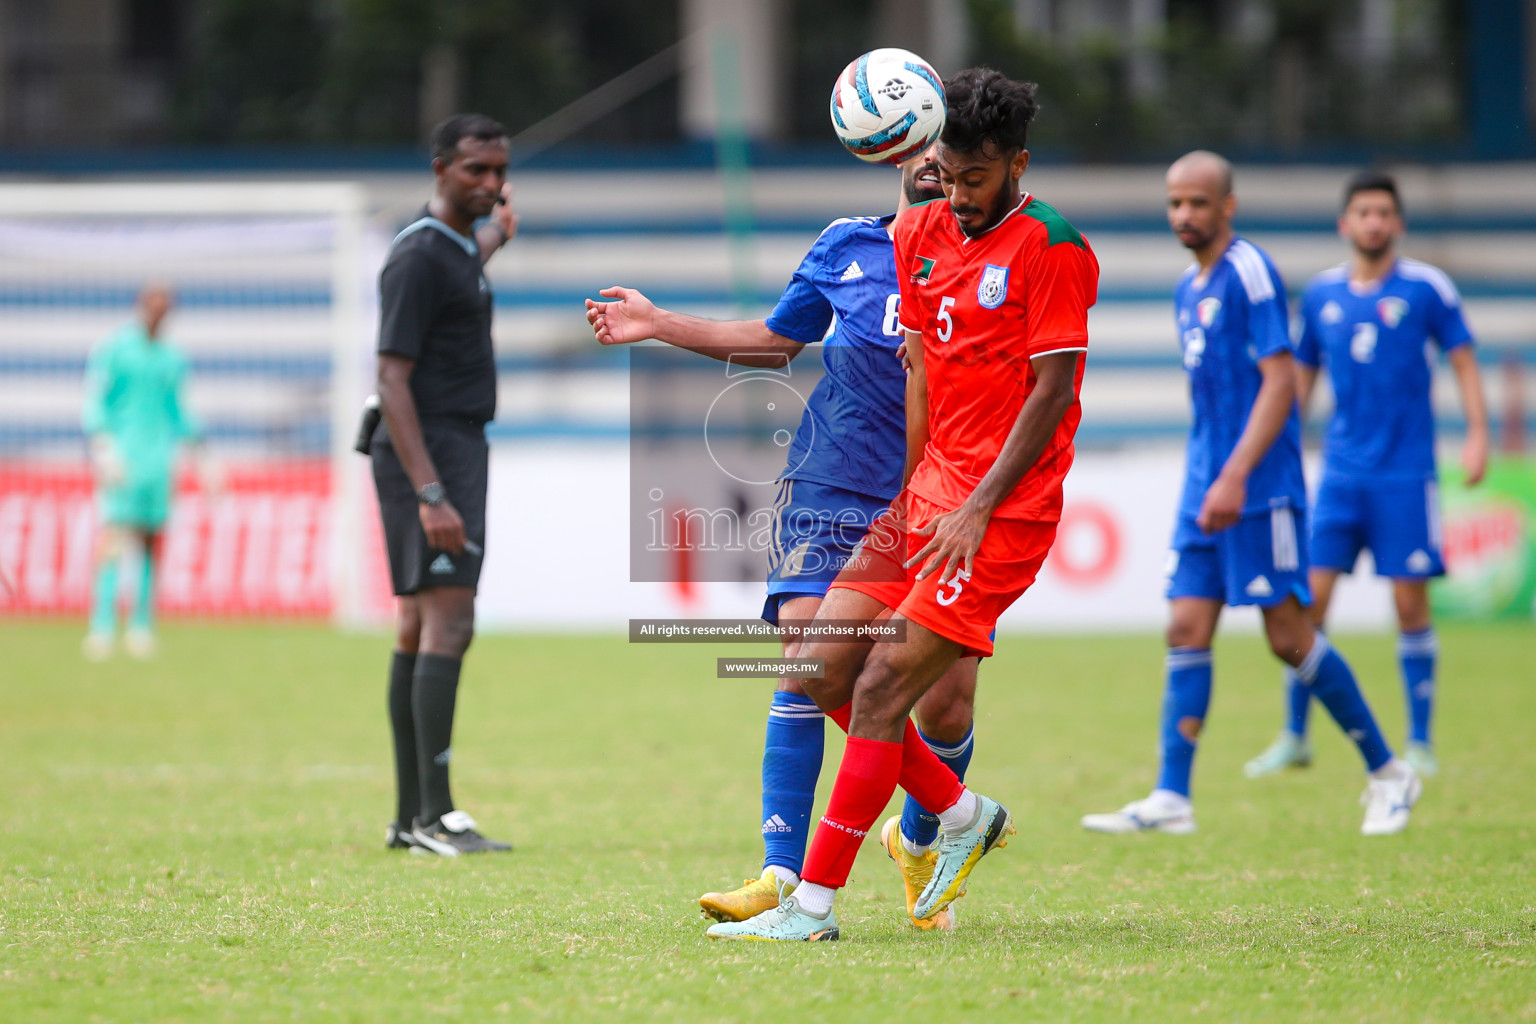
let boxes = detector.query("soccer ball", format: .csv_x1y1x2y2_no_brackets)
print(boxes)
829,48,945,165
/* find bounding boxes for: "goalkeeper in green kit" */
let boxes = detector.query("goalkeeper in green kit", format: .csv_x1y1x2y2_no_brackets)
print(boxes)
82,283,213,660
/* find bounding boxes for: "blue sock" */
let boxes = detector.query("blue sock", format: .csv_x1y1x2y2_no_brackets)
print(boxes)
1296,633,1392,771
1156,647,1213,798
760,692,824,876
1398,628,1438,744
89,558,119,636
1285,668,1311,738
899,725,974,848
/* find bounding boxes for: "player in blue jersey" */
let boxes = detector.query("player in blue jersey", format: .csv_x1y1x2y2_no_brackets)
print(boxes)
586,148,979,929
1244,171,1489,781
1081,151,1421,837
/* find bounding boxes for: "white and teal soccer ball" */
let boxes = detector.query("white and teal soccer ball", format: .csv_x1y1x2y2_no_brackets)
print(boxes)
829,48,945,165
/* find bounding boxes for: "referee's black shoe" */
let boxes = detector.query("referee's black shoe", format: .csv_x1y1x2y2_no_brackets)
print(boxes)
386,820,430,853
411,810,512,856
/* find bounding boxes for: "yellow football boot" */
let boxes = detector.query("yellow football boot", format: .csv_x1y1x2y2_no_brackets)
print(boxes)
699,868,791,923
880,816,956,931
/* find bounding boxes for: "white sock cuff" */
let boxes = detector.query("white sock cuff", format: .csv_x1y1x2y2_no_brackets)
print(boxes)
1397,628,1439,658
791,880,835,916
1166,646,1213,672
937,788,979,833
767,865,800,887
922,726,975,761
1296,632,1331,684
901,834,932,857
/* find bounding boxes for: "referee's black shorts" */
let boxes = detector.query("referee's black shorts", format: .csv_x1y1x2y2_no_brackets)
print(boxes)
370,417,488,595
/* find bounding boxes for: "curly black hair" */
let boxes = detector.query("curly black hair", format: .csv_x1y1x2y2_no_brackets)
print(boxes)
430,113,508,162
939,68,1039,159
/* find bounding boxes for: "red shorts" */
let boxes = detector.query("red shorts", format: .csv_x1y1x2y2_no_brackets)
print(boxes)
831,491,1058,658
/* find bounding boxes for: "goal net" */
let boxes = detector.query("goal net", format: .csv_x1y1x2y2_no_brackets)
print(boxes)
0,182,385,625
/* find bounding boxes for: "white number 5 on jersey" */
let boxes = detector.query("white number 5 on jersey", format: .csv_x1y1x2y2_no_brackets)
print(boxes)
936,296,956,343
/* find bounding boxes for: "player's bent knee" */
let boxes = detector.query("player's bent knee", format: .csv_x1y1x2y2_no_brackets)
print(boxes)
1263,616,1311,666
1166,622,1206,649
774,675,810,696
850,658,916,732
914,701,974,744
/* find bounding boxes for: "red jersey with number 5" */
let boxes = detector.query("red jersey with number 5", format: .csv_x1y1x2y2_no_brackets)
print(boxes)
894,193,1098,521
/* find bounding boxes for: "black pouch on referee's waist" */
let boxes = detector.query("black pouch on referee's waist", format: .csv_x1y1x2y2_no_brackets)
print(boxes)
353,394,382,454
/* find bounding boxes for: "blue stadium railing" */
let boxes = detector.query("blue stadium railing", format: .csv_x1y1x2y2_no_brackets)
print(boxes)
2,347,1530,452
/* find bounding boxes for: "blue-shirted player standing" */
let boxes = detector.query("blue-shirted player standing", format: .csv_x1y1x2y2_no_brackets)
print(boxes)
586,148,978,929
1081,151,1422,837
1244,171,1489,781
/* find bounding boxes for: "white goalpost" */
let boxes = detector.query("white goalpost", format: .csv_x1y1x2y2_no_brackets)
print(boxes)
0,182,376,627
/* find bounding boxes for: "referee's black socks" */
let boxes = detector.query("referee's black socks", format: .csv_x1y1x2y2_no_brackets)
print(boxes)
387,650,419,828
412,653,462,824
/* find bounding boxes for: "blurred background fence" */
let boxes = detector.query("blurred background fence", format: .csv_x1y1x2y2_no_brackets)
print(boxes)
1,0,1533,627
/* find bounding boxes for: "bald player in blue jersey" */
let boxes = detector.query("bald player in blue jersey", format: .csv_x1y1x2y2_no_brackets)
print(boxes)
1244,171,1489,781
586,147,977,930
1081,151,1421,838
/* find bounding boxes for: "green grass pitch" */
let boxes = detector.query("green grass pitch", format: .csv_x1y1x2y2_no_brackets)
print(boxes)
2,620,1533,1022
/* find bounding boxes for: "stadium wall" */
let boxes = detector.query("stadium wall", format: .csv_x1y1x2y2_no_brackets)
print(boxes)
2,165,1533,629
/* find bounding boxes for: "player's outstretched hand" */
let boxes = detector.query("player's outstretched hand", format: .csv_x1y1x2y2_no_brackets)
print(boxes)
586,286,656,346
906,502,988,585
1462,428,1489,486
420,501,466,556
1197,472,1246,534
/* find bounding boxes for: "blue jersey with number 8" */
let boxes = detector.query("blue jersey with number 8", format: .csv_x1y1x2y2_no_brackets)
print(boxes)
1295,258,1472,483
766,214,908,501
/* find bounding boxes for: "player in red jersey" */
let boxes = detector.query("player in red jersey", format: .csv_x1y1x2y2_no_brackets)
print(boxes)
707,68,1099,941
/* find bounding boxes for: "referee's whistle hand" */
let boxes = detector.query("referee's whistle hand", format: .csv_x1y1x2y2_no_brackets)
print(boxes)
420,503,467,555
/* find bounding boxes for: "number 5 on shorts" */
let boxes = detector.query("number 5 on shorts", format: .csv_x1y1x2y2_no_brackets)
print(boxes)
936,570,970,606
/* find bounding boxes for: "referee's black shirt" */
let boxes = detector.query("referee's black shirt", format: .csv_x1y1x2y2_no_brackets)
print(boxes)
376,207,497,424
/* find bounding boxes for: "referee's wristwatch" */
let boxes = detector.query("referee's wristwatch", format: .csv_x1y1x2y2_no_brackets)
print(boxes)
417,482,447,507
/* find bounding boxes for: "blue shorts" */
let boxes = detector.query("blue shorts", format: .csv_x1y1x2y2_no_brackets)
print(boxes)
1165,503,1311,608
762,478,891,624
1312,475,1445,579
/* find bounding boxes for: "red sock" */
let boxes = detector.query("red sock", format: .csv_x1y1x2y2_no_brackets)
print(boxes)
801,737,901,888
825,702,965,819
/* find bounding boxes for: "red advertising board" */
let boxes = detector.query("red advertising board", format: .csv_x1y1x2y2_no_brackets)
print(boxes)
0,461,336,617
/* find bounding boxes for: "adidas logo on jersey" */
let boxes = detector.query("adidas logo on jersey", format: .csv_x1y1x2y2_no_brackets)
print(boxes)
1321,300,1344,324
1406,549,1433,574
1245,575,1273,598
762,814,793,834
429,553,455,575
840,261,864,281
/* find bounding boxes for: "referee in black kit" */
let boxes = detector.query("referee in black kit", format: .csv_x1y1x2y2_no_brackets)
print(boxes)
369,113,516,856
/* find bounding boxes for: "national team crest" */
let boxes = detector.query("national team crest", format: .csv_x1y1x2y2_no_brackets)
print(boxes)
1197,297,1222,328
977,264,1008,309
1378,296,1409,329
